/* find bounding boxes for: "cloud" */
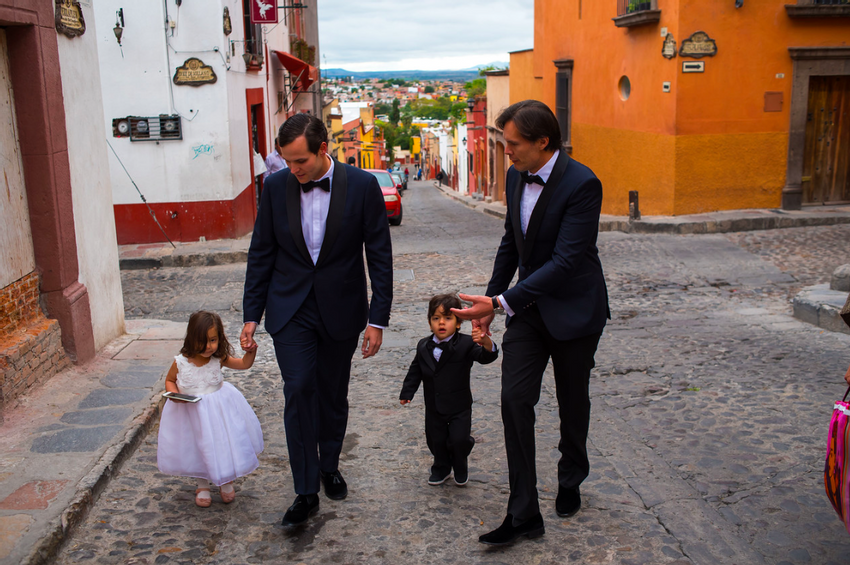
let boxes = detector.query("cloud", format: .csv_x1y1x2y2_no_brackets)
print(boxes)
317,0,532,70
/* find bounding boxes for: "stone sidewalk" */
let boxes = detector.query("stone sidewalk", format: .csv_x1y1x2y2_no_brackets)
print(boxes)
434,182,850,234
0,320,183,565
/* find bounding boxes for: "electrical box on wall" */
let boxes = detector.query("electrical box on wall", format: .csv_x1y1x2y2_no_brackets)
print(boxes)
662,82,671,93
112,115,183,141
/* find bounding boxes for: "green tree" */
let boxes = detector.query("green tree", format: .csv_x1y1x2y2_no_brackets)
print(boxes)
464,78,486,98
390,99,400,125
424,85,435,94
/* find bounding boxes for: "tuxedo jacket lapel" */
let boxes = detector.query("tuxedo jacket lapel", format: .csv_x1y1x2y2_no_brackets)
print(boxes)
510,172,524,259
286,173,313,265
522,150,570,265
316,159,347,267
418,339,437,374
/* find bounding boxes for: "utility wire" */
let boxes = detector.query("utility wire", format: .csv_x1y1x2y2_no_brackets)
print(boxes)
105,138,176,248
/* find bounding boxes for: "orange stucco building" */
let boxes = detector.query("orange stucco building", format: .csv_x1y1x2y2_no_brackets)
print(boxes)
515,0,849,216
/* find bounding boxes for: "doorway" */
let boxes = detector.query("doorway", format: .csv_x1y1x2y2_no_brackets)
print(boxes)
802,75,850,205
246,88,266,217
251,103,263,210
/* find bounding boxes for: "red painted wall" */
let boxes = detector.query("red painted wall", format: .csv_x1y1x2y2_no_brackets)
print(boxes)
113,184,256,244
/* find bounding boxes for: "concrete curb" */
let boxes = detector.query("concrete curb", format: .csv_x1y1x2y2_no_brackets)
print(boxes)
431,182,850,234
22,395,165,565
792,284,850,335
120,251,249,270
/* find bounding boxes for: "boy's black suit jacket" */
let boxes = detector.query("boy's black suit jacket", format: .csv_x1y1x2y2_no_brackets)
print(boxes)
242,159,393,340
400,332,498,415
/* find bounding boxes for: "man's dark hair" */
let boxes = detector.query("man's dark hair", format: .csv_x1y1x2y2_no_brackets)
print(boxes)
278,113,328,154
495,100,562,152
347,156,356,165
427,293,462,322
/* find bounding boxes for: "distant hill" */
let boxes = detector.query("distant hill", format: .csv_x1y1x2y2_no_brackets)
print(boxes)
324,68,483,82
460,61,509,71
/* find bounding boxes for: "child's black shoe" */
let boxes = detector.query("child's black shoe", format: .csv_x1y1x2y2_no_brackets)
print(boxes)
428,468,452,485
453,467,468,486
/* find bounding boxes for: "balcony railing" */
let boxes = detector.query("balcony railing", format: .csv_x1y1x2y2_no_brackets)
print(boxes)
613,0,660,26
617,0,653,16
786,0,850,17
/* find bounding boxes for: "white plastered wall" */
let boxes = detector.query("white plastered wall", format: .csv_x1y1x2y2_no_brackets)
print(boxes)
56,1,125,349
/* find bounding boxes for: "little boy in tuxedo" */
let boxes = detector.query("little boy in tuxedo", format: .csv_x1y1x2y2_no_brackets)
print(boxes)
400,294,499,486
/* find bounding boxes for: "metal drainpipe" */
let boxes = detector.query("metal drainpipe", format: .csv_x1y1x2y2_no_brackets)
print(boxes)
163,0,176,115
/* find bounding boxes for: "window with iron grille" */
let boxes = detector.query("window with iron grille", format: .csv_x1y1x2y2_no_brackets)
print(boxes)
554,59,573,151
242,0,264,58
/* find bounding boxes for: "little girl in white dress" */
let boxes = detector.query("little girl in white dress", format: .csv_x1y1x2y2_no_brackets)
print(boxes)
157,311,264,507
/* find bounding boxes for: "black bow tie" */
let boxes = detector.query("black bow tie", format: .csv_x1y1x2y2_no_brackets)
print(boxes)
427,340,446,352
521,171,546,187
301,178,330,193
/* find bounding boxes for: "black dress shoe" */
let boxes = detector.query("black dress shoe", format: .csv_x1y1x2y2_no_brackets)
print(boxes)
428,467,452,486
320,470,348,500
478,513,545,545
281,494,319,526
556,486,581,517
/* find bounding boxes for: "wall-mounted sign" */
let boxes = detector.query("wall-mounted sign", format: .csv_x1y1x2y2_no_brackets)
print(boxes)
223,7,232,36
55,0,86,38
679,31,717,58
662,34,677,59
173,58,217,86
250,0,278,24
682,61,705,73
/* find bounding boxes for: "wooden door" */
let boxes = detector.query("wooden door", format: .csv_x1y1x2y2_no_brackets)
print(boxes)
803,76,850,204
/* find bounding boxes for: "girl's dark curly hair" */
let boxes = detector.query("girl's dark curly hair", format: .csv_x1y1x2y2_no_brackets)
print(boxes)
180,311,233,360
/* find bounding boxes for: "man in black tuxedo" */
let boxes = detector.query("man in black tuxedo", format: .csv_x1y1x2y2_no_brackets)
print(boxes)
452,100,609,545
240,114,393,526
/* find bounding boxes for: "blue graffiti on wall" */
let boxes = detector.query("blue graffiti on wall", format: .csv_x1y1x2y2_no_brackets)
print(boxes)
192,144,215,159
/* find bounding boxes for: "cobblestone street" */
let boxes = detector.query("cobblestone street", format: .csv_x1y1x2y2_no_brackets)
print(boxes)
56,181,850,564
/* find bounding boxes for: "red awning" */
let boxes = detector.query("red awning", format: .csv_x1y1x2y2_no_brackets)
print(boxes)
273,50,318,90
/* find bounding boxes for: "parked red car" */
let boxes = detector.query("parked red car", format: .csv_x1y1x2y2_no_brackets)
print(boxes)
365,169,403,226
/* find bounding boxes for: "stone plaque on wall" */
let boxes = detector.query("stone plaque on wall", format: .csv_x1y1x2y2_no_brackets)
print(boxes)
55,0,86,38
662,34,676,59
679,31,717,58
173,58,218,86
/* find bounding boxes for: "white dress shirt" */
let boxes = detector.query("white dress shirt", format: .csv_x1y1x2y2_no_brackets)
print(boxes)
300,157,334,265
498,151,559,317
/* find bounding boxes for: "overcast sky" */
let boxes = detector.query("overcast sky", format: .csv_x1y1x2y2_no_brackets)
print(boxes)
317,0,534,71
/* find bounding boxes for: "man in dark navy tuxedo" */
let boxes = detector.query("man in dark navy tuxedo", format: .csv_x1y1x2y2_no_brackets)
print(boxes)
240,114,393,526
452,100,609,545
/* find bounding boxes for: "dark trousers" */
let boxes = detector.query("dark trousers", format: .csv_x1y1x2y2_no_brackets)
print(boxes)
500,307,602,522
425,407,473,475
272,290,359,495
